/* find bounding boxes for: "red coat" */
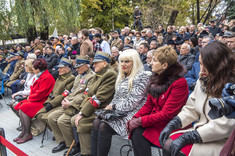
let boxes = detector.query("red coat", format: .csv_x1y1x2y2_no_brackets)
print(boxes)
133,77,188,147
15,70,55,118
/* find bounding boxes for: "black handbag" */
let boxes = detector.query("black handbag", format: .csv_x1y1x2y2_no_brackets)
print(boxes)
14,95,27,102
95,109,128,121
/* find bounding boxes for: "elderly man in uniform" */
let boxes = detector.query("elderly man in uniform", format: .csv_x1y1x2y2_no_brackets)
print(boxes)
70,51,117,156
47,56,95,155
5,51,25,87
35,58,75,132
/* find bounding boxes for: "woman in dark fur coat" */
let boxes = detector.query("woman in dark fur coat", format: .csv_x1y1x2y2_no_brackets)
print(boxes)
126,45,189,156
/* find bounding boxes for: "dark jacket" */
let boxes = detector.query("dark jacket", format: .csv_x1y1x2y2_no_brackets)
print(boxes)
44,52,59,69
71,43,80,55
177,53,195,71
209,26,221,37
0,59,8,71
147,35,157,44
164,32,176,44
184,61,200,94
133,10,142,19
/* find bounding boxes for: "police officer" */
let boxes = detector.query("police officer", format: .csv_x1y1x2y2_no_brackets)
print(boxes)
71,51,117,156
47,55,95,155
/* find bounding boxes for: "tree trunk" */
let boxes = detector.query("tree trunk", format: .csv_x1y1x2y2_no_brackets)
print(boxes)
40,26,49,40
197,0,200,24
168,10,179,26
26,26,37,44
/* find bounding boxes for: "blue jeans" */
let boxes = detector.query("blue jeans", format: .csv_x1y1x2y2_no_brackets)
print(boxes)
11,79,22,94
133,19,143,30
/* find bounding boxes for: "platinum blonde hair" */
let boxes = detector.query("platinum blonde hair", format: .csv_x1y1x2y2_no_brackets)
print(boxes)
116,49,144,91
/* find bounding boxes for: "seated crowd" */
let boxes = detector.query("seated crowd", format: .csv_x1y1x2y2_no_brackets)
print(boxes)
0,19,235,156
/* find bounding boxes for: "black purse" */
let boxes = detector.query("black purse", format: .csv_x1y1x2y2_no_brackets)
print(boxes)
14,95,27,102
95,109,128,121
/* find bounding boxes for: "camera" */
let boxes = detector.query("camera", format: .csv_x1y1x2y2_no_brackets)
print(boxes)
208,84,235,119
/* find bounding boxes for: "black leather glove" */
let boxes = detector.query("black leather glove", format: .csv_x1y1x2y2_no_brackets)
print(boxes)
224,96,235,119
169,130,202,156
189,82,196,91
44,103,53,112
159,116,182,147
222,83,235,97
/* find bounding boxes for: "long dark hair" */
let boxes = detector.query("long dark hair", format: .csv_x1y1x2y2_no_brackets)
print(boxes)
200,41,235,97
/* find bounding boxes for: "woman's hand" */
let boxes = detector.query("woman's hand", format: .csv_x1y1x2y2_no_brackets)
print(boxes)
20,80,25,84
104,104,113,110
12,93,17,99
126,117,141,134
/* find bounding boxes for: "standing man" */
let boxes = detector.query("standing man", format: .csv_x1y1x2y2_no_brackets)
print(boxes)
133,6,143,30
80,29,93,56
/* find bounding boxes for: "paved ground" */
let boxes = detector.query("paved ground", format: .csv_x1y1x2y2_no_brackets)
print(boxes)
0,91,162,156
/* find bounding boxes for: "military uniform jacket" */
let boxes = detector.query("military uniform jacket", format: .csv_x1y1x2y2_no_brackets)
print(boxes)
65,68,95,116
9,58,25,81
3,63,10,75
77,65,117,133
44,72,75,108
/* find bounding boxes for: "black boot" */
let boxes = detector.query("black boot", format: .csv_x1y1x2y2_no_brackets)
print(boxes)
64,146,80,156
52,142,67,153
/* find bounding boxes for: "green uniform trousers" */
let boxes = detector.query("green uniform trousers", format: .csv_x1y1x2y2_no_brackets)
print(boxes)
71,116,91,155
47,107,74,147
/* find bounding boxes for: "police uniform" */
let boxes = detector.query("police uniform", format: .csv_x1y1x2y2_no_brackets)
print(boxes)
5,51,25,87
70,52,117,155
47,56,95,151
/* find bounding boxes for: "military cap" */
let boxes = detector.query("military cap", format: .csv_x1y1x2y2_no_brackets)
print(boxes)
93,51,111,63
57,57,73,68
7,52,16,59
75,55,90,68
15,51,25,57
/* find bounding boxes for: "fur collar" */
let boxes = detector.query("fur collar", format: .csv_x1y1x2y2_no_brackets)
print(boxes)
147,62,186,98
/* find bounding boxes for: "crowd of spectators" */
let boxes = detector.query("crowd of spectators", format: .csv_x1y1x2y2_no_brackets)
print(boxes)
0,18,235,156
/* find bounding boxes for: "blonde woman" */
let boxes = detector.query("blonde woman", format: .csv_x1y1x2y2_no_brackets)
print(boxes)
12,59,36,100
90,49,151,156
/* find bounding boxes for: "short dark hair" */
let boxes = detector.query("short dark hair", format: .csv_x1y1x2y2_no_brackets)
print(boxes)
47,41,52,46
94,33,101,38
82,29,89,37
46,46,55,52
33,58,47,71
140,43,150,50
